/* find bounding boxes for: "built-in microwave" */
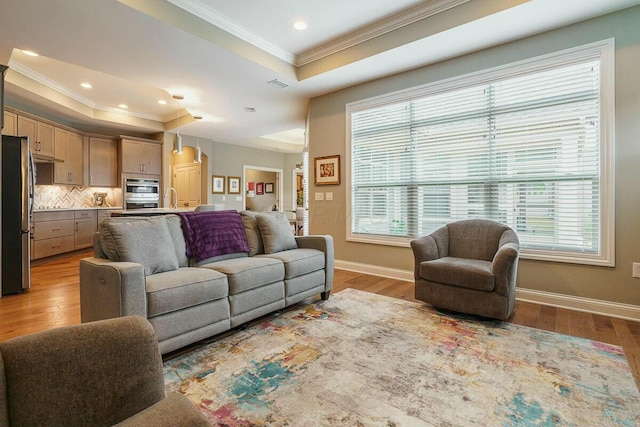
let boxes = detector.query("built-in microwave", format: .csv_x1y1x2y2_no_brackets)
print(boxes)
123,177,159,209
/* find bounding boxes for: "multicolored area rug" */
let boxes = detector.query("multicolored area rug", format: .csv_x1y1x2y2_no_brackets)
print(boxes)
164,289,640,426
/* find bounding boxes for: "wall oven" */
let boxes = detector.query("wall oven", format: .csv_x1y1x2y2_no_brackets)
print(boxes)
123,177,159,209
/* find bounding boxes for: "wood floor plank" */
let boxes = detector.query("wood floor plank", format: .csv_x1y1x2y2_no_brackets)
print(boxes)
2,259,640,386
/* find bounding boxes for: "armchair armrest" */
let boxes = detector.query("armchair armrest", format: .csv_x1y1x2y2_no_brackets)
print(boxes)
80,258,147,323
295,235,334,292
114,393,210,427
410,233,442,279
491,240,519,297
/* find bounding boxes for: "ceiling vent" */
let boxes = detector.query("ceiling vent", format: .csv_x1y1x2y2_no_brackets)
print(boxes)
267,79,289,89
244,107,256,113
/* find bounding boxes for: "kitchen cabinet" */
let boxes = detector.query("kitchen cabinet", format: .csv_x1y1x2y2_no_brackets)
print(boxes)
74,210,97,249
54,128,83,185
2,110,17,136
120,137,162,175
89,137,118,187
31,211,75,259
17,115,54,157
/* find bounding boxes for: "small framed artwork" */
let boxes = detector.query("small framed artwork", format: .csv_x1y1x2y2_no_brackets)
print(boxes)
256,182,264,195
265,182,274,193
314,155,341,185
228,176,241,194
212,175,225,194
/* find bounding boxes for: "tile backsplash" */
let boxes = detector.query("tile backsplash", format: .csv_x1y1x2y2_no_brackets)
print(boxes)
34,185,122,209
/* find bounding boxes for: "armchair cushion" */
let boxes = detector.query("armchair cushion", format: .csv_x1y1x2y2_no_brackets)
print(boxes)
419,257,494,291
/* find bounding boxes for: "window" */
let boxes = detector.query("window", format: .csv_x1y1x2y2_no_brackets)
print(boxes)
347,40,614,266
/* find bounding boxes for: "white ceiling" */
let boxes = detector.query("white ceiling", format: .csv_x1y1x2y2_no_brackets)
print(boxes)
1,0,638,153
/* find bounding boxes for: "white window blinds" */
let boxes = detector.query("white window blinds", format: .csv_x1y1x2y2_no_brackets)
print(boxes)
348,41,614,265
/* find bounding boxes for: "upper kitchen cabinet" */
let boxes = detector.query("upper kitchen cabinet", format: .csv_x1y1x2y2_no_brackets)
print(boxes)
2,110,17,136
89,137,118,187
53,127,83,185
17,115,54,157
120,137,162,176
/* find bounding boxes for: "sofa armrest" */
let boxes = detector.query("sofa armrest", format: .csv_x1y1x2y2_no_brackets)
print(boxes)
295,235,334,292
114,393,210,427
80,258,147,323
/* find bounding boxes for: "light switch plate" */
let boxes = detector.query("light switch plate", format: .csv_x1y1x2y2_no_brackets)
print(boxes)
315,192,324,201
325,192,333,201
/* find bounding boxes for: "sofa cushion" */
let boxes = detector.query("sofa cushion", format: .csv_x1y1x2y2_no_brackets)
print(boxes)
102,217,179,275
199,257,284,294
256,212,297,254
164,215,189,268
146,267,228,317
259,248,324,279
240,211,264,256
419,257,494,292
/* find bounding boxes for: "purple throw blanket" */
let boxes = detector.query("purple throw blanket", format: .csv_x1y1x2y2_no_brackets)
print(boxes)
178,210,249,262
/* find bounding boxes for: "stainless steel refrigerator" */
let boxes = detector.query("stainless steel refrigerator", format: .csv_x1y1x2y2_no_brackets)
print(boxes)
1,135,34,295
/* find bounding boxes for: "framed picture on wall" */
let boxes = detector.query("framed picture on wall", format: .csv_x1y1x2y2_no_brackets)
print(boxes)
265,182,274,193
212,175,225,194
314,155,340,185
256,182,264,195
228,176,241,194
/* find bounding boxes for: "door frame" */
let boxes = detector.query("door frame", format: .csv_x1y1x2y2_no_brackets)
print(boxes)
243,165,283,211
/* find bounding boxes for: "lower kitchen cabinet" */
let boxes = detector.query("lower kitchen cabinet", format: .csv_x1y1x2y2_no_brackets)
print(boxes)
31,209,99,259
32,211,75,259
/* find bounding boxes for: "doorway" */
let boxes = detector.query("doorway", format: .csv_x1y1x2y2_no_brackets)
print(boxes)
169,146,207,208
243,166,283,212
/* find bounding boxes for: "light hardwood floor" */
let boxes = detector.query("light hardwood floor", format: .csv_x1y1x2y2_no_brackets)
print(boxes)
1,251,639,387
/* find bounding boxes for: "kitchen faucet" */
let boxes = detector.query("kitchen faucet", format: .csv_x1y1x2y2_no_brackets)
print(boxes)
163,187,178,209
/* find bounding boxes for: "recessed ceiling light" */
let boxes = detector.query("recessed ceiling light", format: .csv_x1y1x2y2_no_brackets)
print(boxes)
22,50,39,57
80,82,92,89
118,104,128,109
293,21,308,31
158,100,167,105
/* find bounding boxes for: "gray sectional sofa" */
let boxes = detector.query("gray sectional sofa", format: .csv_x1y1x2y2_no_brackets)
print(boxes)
79,211,334,354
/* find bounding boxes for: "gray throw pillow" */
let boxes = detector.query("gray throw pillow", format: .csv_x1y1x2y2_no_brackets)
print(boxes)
164,214,189,267
240,211,264,256
102,217,179,275
255,212,297,254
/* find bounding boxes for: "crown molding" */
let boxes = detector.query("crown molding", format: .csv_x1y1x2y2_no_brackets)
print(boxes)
167,0,469,68
8,60,165,122
296,0,471,66
166,0,296,65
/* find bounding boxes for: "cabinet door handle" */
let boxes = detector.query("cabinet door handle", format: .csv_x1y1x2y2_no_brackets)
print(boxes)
51,228,61,232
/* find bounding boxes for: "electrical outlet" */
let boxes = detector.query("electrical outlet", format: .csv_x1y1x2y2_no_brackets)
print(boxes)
633,263,640,279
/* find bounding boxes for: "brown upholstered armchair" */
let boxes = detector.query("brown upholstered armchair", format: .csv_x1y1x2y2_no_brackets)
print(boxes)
0,316,210,427
410,219,519,320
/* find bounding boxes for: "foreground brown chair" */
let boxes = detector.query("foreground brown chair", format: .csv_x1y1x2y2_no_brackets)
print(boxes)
411,219,519,320
0,316,210,426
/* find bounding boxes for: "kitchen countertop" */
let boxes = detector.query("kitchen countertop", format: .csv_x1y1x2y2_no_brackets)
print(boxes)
34,206,122,212
110,207,196,216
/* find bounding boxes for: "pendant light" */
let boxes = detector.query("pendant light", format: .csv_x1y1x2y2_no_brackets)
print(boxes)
194,137,202,163
173,94,184,154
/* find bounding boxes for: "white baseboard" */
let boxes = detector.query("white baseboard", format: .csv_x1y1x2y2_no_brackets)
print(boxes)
335,259,640,322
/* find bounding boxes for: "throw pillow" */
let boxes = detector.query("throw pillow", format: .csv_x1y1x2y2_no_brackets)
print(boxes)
240,211,264,256
103,217,180,275
255,212,298,254
164,215,189,267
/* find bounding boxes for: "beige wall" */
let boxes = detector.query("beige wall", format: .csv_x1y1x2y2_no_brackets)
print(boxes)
307,6,640,306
